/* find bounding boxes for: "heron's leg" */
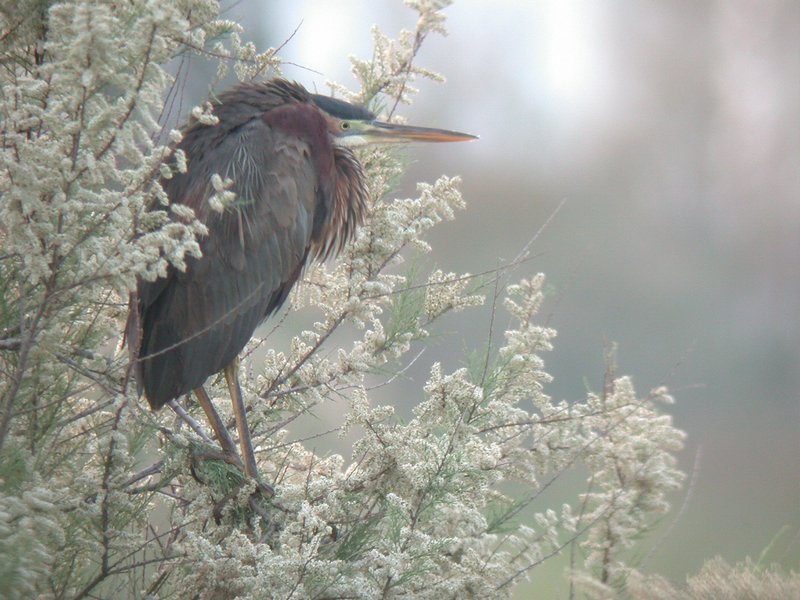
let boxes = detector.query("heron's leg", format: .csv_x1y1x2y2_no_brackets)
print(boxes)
224,361,259,479
193,386,240,459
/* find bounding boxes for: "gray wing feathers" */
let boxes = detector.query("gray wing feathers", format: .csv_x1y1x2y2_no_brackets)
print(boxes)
138,120,318,407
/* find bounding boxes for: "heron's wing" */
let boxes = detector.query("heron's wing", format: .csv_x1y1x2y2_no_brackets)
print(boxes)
136,117,322,408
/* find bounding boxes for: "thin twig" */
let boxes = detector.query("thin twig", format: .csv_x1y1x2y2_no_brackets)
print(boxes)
167,399,213,444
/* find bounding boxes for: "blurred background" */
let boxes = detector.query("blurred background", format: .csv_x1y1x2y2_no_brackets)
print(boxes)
187,0,799,593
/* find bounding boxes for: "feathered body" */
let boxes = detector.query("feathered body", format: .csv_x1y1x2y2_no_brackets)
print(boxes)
132,80,370,409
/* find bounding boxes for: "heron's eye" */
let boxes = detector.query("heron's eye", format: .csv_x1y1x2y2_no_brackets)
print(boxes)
340,121,351,131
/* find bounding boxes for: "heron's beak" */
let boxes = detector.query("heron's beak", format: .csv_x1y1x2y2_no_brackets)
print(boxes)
364,121,478,144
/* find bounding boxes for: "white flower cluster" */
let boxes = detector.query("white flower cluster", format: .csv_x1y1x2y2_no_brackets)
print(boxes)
577,379,685,582
0,1,283,597
345,1,451,106
177,251,685,598
207,173,236,213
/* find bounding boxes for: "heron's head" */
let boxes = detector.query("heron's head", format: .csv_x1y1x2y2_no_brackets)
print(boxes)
311,93,477,148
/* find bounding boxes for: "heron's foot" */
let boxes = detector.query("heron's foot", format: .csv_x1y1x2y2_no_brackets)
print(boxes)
189,445,245,476
253,478,275,498
191,445,244,489
190,444,273,496
189,444,275,530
